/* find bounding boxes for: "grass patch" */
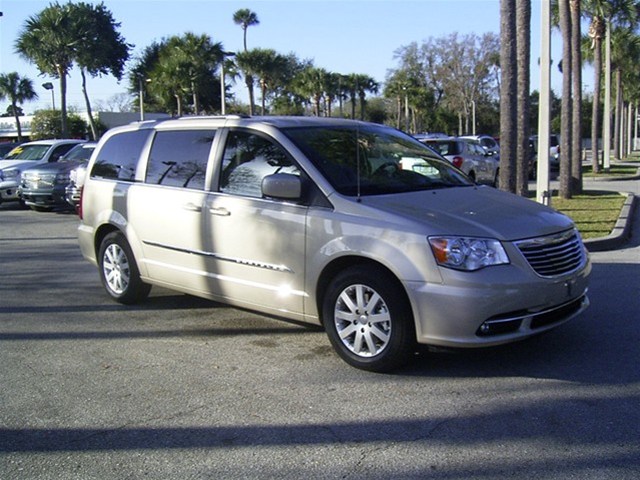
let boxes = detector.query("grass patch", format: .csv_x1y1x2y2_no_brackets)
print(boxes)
552,191,625,240
582,164,639,177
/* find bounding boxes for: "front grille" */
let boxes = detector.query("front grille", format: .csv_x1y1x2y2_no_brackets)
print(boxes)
22,173,56,189
515,229,586,277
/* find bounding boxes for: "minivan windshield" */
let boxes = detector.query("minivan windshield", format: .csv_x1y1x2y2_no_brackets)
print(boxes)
283,125,472,196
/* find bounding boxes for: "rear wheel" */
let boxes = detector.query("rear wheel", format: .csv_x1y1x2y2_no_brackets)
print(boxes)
322,265,415,372
98,231,151,304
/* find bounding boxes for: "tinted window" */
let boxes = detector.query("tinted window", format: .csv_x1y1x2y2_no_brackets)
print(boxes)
62,144,95,162
49,143,78,162
220,130,299,198
427,141,461,156
284,126,471,196
91,130,149,181
145,130,214,190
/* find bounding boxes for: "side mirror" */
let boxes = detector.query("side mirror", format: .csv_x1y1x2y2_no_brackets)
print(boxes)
262,173,302,200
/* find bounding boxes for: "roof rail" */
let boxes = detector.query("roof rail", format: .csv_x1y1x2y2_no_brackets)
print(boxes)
176,114,251,121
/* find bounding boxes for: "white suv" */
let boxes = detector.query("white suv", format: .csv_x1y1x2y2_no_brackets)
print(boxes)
78,116,590,371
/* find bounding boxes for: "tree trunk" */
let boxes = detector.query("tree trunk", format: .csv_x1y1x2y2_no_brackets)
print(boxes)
613,69,622,160
57,65,68,138
12,105,23,142
81,69,98,141
246,75,255,116
499,0,517,193
570,0,582,194
590,19,603,174
559,0,572,199
516,0,531,197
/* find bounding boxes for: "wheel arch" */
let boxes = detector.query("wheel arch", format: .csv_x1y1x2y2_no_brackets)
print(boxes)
315,256,412,328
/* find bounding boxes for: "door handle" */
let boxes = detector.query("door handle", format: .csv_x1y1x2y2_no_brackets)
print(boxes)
209,207,230,216
183,203,202,212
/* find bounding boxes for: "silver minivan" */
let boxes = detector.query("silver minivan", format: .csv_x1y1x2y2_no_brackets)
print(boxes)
78,116,591,372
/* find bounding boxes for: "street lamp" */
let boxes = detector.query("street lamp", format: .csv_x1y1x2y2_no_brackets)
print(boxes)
42,82,55,110
138,77,151,121
220,51,235,115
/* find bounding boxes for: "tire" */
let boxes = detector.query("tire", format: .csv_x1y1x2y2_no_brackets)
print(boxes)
322,265,415,372
98,231,151,304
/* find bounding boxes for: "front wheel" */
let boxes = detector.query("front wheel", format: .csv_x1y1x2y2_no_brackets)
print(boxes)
322,265,415,372
98,231,151,304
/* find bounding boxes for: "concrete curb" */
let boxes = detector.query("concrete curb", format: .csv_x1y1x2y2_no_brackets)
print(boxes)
583,191,636,252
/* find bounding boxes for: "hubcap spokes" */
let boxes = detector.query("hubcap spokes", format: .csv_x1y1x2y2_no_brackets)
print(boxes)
334,284,391,357
103,244,130,295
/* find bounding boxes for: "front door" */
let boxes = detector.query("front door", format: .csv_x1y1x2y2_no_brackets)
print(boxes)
202,129,308,318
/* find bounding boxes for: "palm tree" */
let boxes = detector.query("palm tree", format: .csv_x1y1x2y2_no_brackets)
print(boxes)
293,66,328,116
516,0,531,196
166,33,223,114
355,74,379,120
233,9,260,115
236,48,288,114
15,3,76,137
233,8,259,51
570,0,583,194
583,0,639,172
69,2,130,140
559,0,573,199
343,74,378,120
0,72,37,142
610,27,640,159
499,0,517,193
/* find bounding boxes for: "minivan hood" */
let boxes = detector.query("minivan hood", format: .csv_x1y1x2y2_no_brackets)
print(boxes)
360,186,574,241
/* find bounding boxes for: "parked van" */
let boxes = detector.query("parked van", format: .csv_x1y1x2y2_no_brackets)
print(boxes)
78,116,590,371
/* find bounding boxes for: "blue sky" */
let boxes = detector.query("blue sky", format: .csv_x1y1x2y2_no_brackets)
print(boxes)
0,0,571,114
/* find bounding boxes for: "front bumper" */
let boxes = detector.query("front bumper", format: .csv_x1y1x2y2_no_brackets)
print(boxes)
406,259,591,348
20,185,70,208
0,181,20,203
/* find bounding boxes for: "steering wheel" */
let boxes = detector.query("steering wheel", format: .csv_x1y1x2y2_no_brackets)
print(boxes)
372,161,399,176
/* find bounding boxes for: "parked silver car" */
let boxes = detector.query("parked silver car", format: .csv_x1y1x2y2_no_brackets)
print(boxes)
460,134,500,156
19,142,97,211
0,139,85,205
78,116,590,372
420,136,499,186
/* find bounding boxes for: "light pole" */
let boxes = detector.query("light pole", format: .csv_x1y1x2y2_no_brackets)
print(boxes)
42,82,55,110
536,0,551,206
220,51,235,115
138,77,151,121
471,100,476,135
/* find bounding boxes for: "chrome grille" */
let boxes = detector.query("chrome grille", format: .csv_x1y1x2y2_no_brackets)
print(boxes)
515,229,586,277
22,173,55,189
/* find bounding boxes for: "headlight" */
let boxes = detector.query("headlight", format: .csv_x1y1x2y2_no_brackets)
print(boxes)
1,168,20,181
428,236,509,271
55,172,71,184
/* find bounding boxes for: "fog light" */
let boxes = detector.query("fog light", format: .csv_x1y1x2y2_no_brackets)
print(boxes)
479,323,491,334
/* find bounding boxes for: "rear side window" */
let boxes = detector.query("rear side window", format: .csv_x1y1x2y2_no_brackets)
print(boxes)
145,130,215,190
429,141,461,156
49,143,78,162
91,130,149,181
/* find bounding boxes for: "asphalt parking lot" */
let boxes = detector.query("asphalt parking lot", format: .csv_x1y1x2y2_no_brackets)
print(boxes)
1,200,639,479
